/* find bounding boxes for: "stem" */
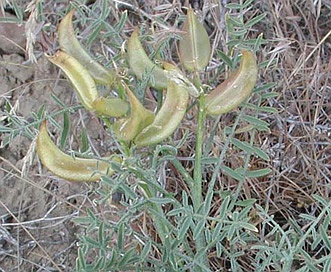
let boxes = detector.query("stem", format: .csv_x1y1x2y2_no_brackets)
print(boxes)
192,76,208,269
136,171,170,244
171,158,194,190
193,93,205,209
148,203,169,244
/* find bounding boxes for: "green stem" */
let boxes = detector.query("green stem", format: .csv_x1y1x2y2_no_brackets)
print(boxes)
193,93,205,209
148,203,169,244
134,169,170,245
192,76,208,269
171,158,194,190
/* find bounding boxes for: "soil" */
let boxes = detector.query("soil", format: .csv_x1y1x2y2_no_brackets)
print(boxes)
0,35,120,272
0,40,83,272
0,5,107,270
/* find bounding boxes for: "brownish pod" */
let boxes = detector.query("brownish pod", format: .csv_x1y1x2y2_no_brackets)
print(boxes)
205,50,258,115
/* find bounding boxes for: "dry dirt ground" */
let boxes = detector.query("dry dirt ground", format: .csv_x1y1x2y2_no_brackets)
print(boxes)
0,0,330,271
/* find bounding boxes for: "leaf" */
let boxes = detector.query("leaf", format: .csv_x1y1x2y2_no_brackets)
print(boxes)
117,222,124,251
252,146,270,161
232,138,255,154
118,248,138,267
217,50,234,69
241,115,269,129
237,222,258,232
77,248,87,270
236,199,256,207
320,225,331,251
226,3,243,9
253,82,276,93
218,195,231,220
60,111,70,149
80,128,88,153
232,138,270,161
178,216,193,241
242,0,256,8
193,220,205,240
167,207,185,217
245,14,267,28
140,240,152,261
299,214,316,222
312,194,328,206
246,168,272,178
221,165,244,181
148,197,175,204
212,222,224,242
179,7,211,71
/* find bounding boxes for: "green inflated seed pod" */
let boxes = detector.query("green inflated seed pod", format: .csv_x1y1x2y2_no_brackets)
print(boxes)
113,82,155,141
179,7,211,72
58,9,117,86
47,51,98,111
127,28,168,91
91,97,129,117
134,79,189,147
37,121,119,182
47,51,128,117
205,50,258,116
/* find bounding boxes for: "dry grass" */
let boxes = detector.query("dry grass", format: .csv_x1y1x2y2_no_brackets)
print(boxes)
258,0,330,215
0,0,330,271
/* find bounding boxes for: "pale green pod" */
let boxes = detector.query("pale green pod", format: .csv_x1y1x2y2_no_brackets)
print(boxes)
205,50,258,115
134,80,189,147
179,7,211,72
127,28,168,90
92,97,129,117
58,9,117,85
113,83,155,141
37,121,119,182
47,51,98,111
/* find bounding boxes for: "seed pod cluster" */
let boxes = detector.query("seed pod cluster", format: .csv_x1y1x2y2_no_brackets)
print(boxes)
37,8,258,182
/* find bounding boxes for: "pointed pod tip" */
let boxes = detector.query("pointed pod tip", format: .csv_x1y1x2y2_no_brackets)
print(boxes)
241,49,255,58
59,9,75,32
39,120,47,132
66,8,76,19
186,6,194,15
45,50,67,63
36,118,120,182
131,27,139,38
